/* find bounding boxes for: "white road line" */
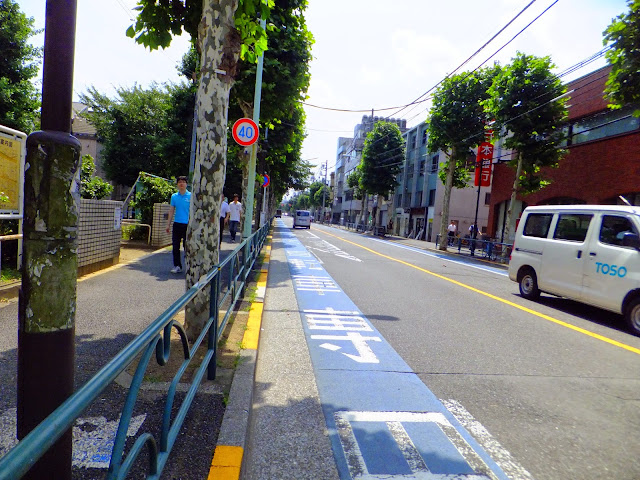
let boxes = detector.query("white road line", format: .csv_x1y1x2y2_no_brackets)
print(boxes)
365,236,507,277
442,399,535,480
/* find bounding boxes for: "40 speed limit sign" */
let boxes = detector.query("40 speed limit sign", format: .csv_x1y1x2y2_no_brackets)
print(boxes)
232,118,259,146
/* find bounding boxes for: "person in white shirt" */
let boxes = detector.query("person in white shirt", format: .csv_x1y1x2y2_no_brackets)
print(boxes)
447,221,457,246
220,194,230,244
228,194,243,242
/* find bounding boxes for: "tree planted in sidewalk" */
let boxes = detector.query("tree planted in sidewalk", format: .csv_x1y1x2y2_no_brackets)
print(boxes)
427,66,500,251
0,0,42,132
127,0,273,339
360,121,405,229
484,52,567,246
603,0,640,116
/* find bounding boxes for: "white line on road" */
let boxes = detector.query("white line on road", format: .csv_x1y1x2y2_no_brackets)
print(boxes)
365,237,508,277
442,399,535,480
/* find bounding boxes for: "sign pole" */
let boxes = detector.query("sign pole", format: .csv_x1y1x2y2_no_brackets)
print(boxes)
242,19,266,240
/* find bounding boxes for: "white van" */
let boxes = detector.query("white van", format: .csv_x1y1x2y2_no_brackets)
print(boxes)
508,205,640,336
293,210,311,229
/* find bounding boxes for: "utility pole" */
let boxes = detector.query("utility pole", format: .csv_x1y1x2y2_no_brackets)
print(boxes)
18,1,80,479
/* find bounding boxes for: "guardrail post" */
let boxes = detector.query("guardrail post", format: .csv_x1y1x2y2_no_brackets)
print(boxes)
207,268,220,380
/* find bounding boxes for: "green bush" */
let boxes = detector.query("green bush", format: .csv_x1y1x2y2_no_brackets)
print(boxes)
80,155,113,199
121,224,149,242
129,174,174,225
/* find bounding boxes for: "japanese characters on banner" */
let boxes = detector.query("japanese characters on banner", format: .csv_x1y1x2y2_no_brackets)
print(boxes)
474,141,494,187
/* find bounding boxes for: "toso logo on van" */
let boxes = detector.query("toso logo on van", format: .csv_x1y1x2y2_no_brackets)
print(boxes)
595,262,627,278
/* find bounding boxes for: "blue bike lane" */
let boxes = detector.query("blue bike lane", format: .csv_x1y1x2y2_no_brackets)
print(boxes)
281,227,510,480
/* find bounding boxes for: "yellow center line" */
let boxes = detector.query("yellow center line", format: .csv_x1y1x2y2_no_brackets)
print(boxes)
318,230,640,356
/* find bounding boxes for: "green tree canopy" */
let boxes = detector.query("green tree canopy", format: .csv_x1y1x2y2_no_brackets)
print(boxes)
127,0,273,62
0,0,42,132
360,121,405,196
308,180,325,207
603,0,640,116
347,168,363,200
227,0,313,212
80,83,194,186
427,66,500,249
484,52,568,243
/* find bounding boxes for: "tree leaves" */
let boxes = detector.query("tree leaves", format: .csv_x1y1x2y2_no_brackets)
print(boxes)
603,1,640,116
0,0,42,132
360,122,405,197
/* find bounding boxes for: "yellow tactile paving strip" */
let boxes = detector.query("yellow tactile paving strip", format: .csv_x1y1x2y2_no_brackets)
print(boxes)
207,445,243,480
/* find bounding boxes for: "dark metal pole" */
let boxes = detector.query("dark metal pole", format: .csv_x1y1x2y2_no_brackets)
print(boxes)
18,1,80,479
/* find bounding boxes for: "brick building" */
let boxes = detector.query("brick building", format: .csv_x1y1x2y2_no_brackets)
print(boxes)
488,66,640,242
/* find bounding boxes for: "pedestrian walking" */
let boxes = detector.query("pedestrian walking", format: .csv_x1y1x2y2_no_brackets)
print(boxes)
165,176,191,273
447,221,457,246
228,194,243,242
469,223,479,256
220,194,230,244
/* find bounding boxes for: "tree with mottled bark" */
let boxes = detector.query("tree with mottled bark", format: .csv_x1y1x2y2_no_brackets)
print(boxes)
427,67,499,251
128,0,273,338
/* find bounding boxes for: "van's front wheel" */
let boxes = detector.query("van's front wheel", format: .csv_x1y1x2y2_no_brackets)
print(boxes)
625,297,640,336
518,268,540,300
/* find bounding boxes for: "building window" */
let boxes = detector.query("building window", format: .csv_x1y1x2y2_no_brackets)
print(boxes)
569,106,640,145
428,189,435,206
421,129,427,145
430,155,439,173
420,159,426,173
484,192,491,205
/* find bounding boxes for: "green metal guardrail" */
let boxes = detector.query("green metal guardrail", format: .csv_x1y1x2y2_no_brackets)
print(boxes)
0,221,271,479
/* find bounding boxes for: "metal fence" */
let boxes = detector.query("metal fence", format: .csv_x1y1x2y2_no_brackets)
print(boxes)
0,221,271,480
435,234,512,263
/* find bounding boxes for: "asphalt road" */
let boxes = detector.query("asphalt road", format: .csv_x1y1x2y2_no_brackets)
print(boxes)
288,219,640,480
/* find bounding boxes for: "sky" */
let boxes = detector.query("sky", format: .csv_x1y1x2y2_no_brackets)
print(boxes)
17,0,629,178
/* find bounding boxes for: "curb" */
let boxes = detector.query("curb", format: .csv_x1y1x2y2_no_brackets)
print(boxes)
207,236,272,480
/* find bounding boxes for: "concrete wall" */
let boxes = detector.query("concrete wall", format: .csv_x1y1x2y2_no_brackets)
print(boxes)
77,199,122,274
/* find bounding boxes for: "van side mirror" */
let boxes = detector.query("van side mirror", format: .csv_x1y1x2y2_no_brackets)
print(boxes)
622,232,640,250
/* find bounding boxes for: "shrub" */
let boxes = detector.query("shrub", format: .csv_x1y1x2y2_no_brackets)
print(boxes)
129,174,174,225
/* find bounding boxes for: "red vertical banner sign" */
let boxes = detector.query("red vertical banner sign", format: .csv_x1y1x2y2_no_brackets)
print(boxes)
474,141,494,187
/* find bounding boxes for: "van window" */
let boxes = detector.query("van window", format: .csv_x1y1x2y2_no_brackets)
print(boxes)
599,215,638,247
523,213,553,238
553,214,592,242
296,210,310,217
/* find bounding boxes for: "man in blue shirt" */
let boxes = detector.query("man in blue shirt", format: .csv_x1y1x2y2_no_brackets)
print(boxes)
165,176,191,273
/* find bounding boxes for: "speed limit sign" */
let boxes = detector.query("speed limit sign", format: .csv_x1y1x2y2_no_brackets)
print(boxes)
232,118,259,146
